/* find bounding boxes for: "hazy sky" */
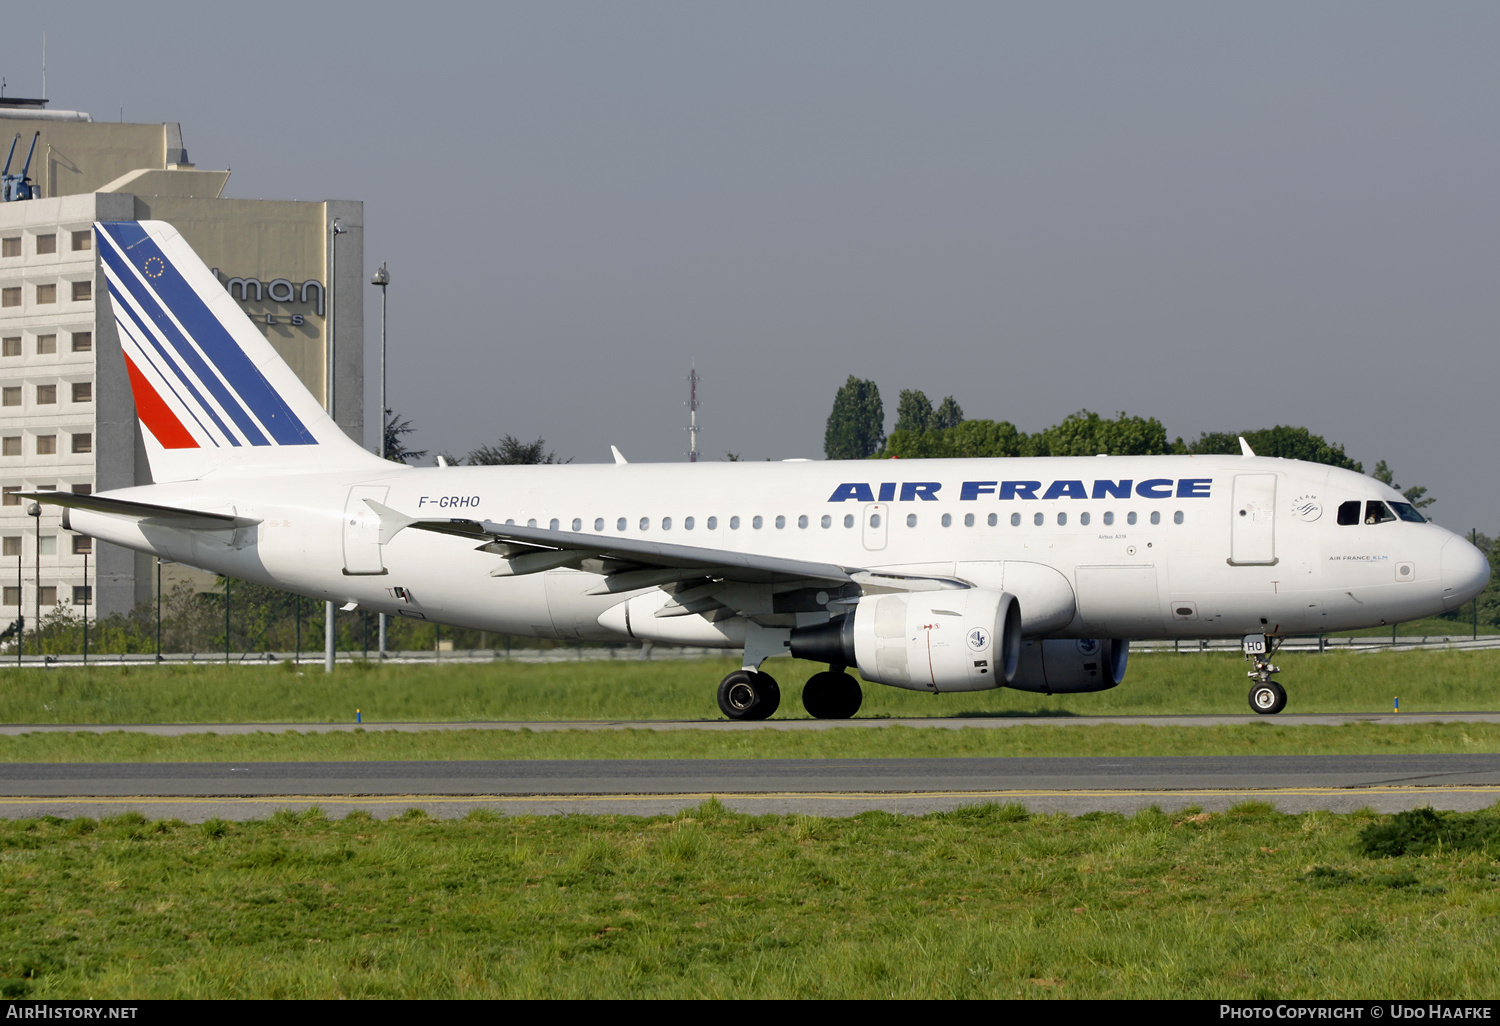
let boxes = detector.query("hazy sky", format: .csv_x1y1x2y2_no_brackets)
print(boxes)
6,3,1497,529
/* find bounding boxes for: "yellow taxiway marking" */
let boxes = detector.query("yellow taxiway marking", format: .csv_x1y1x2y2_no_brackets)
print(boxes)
2,785,1500,806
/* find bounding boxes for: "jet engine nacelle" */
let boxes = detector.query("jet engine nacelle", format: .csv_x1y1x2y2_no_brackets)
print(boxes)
790,588,1021,692
1004,638,1129,694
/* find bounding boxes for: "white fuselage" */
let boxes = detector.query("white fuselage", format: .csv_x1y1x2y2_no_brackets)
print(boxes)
66,454,1488,646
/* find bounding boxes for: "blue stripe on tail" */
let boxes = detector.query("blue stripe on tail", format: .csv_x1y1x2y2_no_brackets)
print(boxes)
98,222,317,446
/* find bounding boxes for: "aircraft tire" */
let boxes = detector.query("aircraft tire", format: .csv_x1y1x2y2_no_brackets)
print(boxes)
718,670,780,720
802,670,863,719
1248,681,1287,715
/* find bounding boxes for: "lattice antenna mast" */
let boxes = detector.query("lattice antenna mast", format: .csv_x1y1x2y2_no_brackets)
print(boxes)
688,365,701,463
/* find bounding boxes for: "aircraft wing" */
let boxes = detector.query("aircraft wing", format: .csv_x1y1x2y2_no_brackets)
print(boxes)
367,502,966,594
21,491,260,531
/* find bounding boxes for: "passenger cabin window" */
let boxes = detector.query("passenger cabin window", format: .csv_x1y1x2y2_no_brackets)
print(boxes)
1365,501,1396,525
707,517,718,530
1337,500,1361,526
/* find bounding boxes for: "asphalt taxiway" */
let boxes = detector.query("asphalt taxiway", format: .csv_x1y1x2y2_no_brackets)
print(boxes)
2,753,1497,820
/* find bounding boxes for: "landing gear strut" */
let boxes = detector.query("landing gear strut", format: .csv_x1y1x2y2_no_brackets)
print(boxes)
802,668,863,719
1244,634,1286,715
717,669,781,720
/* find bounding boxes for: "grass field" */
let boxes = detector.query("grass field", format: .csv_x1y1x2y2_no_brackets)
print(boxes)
0,649,1496,726
3,721,1500,763
2,801,1497,998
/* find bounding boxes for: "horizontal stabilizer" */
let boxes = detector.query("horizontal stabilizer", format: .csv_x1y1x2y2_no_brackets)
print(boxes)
21,491,260,531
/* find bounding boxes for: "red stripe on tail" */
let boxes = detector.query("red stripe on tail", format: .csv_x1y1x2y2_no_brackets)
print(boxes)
122,353,199,449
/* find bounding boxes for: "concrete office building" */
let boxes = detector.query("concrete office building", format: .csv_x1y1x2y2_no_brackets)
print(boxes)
0,97,363,621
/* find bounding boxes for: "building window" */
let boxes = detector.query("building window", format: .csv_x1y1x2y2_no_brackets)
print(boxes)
36,334,56,355
72,434,92,454
72,536,92,554
1,487,18,506
35,234,57,255
38,586,56,606
71,281,92,302
72,382,92,403
38,536,55,557
36,284,56,304
71,332,92,352
2,538,17,557
71,231,92,252
2,337,18,357
35,435,55,456
2,587,17,606
1,288,18,308
73,585,91,605
70,484,91,495
1,238,19,258
36,385,56,404
0,438,17,457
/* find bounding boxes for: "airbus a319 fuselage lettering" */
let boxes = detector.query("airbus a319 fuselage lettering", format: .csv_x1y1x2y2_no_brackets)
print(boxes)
29,221,1491,720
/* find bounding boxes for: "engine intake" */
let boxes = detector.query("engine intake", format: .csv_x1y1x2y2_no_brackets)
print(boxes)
791,589,1021,692
1004,638,1128,694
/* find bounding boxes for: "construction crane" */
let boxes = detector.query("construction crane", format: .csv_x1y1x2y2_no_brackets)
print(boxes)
2,131,40,202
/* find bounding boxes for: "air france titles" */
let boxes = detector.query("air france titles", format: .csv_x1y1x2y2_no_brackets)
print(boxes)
826,480,1213,503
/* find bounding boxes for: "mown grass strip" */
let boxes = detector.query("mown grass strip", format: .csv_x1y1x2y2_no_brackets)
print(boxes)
2,802,1498,998
3,721,1500,763
0,649,1496,725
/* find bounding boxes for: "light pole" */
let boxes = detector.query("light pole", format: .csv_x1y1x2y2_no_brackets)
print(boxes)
371,261,389,660
27,502,40,660
325,217,347,675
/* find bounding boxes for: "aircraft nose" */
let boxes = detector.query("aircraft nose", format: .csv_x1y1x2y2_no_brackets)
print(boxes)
1440,535,1491,611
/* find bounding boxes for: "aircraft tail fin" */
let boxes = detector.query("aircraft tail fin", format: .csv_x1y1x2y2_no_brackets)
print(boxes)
95,220,381,482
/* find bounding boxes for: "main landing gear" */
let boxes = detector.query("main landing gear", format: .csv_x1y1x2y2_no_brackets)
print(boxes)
717,670,781,720
1244,634,1287,715
716,666,865,720
802,668,863,720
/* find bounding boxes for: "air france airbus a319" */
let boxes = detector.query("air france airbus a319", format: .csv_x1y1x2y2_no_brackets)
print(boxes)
30,221,1491,719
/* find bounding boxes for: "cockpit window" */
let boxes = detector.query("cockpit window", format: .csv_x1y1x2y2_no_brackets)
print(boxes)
1388,501,1427,524
1365,500,1396,525
1337,500,1361,526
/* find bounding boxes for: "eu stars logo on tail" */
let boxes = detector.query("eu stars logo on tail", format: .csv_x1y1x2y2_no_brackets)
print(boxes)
93,221,379,482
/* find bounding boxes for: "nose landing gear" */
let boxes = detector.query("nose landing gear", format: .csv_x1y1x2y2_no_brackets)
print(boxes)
1244,634,1286,714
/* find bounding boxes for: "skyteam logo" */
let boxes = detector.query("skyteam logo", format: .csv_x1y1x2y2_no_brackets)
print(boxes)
966,627,991,652
96,221,317,451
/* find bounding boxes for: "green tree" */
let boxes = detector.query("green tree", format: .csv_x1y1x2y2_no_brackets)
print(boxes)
894,390,936,436
884,418,1022,459
934,395,964,430
1372,460,1435,510
382,410,427,465
1026,410,1170,457
824,376,885,460
466,436,569,465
